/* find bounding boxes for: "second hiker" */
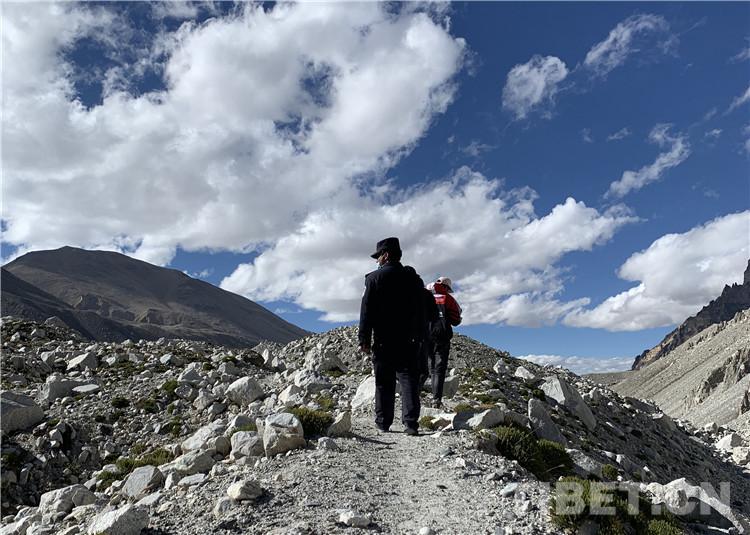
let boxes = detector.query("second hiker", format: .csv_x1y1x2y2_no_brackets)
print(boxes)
426,276,462,408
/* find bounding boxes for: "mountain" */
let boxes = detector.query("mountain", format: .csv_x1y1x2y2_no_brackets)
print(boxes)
2,246,307,346
632,259,750,370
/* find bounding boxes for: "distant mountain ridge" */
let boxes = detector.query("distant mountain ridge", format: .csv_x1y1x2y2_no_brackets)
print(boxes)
632,260,750,370
1,246,308,346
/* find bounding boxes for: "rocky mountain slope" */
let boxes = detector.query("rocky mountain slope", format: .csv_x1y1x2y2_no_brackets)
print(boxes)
632,260,750,370
2,247,307,346
615,309,750,435
2,316,750,534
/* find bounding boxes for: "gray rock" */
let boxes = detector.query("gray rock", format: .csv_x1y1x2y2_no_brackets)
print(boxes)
327,411,352,437
71,384,100,396
66,352,97,372
38,484,96,514
230,431,264,459
263,413,306,456
278,384,304,407
442,375,460,398
351,376,376,411
317,437,339,452
178,365,202,384
338,510,370,528
121,466,164,500
541,376,596,430
527,398,566,445
225,377,264,406
466,406,506,430
292,369,330,394
514,366,536,381
213,497,233,518
180,421,228,454
162,450,216,476
227,479,263,501
176,473,206,487
500,482,519,497
1,391,44,433
716,433,744,451
39,375,85,403
86,504,149,535
567,449,604,479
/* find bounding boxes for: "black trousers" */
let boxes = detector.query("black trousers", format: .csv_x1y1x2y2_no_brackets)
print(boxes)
372,341,421,430
429,340,450,401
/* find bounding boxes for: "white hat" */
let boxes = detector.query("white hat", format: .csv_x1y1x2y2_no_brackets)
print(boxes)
436,277,453,292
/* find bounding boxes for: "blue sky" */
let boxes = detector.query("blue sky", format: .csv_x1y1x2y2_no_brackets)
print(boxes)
2,2,748,374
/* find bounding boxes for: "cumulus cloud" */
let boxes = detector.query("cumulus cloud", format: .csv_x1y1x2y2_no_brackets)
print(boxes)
519,354,633,375
584,14,673,77
2,2,465,265
565,211,750,331
605,124,690,199
607,127,631,141
501,55,569,120
221,167,637,323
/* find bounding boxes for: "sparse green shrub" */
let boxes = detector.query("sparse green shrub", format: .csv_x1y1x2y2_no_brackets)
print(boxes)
314,394,335,412
164,417,182,437
94,413,106,423
96,470,119,490
323,369,345,378
47,417,60,426
645,519,683,535
453,402,475,413
166,403,176,415
135,398,158,414
419,416,437,431
493,425,544,476
110,397,130,409
602,464,619,481
221,356,238,364
98,448,174,489
531,388,546,401
288,406,334,439
202,362,214,371
537,439,574,480
230,423,258,437
161,380,179,398
130,443,147,456
474,393,497,404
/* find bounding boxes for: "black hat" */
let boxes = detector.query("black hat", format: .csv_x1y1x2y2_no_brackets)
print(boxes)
370,237,401,259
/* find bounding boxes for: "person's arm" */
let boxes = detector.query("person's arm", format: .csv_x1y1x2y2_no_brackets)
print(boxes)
358,276,375,352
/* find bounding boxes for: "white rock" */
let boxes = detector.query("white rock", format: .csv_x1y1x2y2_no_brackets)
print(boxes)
71,384,100,396
177,473,206,487
317,437,339,452
178,365,202,384
351,376,376,411
327,411,352,437
86,504,149,535
213,497,233,518
528,398,566,445
292,369,330,394
541,376,596,430
230,431,264,459
514,366,536,381
121,466,164,500
161,450,216,476
0,392,44,433
227,479,263,501
39,375,85,403
466,406,506,430
278,384,304,407
716,433,744,451
180,421,229,454
225,377,264,407
263,413,306,457
338,510,370,528
67,352,97,372
732,446,750,465
38,484,96,514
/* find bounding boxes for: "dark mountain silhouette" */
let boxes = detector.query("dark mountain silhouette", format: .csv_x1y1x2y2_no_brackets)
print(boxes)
1,247,307,346
632,259,750,369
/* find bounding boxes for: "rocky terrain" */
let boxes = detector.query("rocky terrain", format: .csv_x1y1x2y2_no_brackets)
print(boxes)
2,316,750,534
2,247,307,347
632,261,750,370
615,309,750,439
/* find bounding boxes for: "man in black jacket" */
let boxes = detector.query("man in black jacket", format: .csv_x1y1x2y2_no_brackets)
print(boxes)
358,237,425,435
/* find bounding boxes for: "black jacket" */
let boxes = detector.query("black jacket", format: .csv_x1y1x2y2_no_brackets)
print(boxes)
358,262,425,348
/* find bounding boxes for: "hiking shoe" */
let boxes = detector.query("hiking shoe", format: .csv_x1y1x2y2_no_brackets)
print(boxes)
404,427,418,436
432,399,443,410
376,424,390,433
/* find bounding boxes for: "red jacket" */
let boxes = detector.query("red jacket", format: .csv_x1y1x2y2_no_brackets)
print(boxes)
433,282,462,326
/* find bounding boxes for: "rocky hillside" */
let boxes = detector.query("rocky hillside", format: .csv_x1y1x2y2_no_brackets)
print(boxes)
2,316,750,534
2,247,308,346
632,260,750,370
615,309,750,435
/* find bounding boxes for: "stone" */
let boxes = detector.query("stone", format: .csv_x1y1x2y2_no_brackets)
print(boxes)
230,431,264,459
66,353,97,372
121,466,164,500
466,406,506,430
213,497,233,518
658,478,750,532
278,384,304,407
651,412,676,433
263,413,306,456
86,504,149,535
567,449,604,479
338,510,370,528
181,421,229,454
732,447,750,465
162,450,216,476
135,492,162,508
514,366,536,381
0,391,44,433
40,375,85,403
72,384,100,397
304,350,348,373
227,479,263,501
38,484,96,514
174,384,196,401
176,473,206,487
317,437,339,452
192,390,215,411
218,361,241,376
292,369,330,394
327,411,352,437
500,482,519,497
178,365,202,384
527,398,566,445
716,433,744,451
442,375,460,398
225,377,264,406
541,377,596,430
351,376,376,411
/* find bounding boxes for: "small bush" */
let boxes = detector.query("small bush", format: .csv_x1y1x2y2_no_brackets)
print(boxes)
136,398,158,414
130,443,147,456
646,519,683,535
537,439,574,480
288,406,334,438
110,397,130,409
602,464,619,481
531,388,546,401
97,470,119,490
453,403,475,413
323,369,345,378
161,380,179,398
166,403,176,415
493,425,544,476
202,362,214,371
419,416,437,431
474,393,497,404
230,423,258,436
314,394,335,412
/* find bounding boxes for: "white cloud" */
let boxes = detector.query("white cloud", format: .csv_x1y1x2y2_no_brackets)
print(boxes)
2,3,465,265
583,14,672,77
581,128,594,143
607,127,631,141
460,140,494,157
519,354,633,375
605,124,690,198
221,167,637,324
730,45,750,63
501,55,569,120
704,128,722,140
728,85,750,113
565,211,750,331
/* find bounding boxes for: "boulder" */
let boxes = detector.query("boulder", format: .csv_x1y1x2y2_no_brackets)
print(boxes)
716,433,744,451
181,421,229,455
162,450,216,476
72,384,100,397
86,504,149,535
541,377,596,430
327,411,352,437
230,431,264,459
225,377,264,407
292,369,331,394
466,406,506,430
732,447,750,465
442,375,460,398
66,352,97,371
263,413,306,456
514,366,536,381
227,479,263,501
317,437,339,452
278,384,304,407
352,376,376,411
339,510,370,528
567,449,604,479
1,391,44,433
178,365,202,384
38,484,96,514
39,375,85,403
122,466,164,500
304,349,348,373
528,398,566,445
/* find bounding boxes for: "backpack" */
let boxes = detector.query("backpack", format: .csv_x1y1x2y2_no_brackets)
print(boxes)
430,294,453,342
